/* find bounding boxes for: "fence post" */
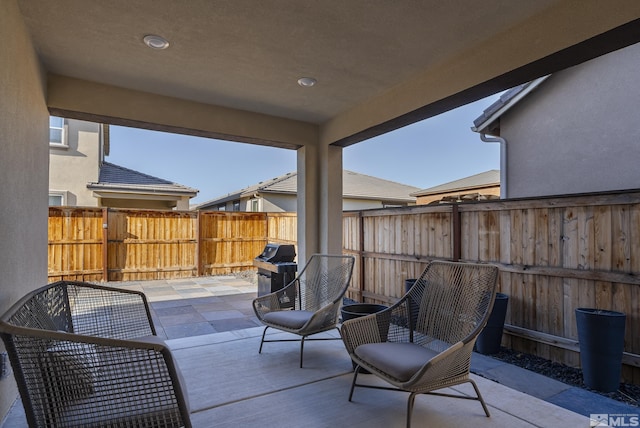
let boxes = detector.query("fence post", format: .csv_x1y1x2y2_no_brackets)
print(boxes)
196,210,203,277
358,211,365,302
452,204,461,261
102,208,109,281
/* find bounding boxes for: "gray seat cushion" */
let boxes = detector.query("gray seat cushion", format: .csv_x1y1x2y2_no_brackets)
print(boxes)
355,342,439,382
262,310,314,329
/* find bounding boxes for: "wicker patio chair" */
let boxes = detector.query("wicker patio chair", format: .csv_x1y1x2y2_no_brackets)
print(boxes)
253,254,355,367
0,281,191,428
340,260,499,428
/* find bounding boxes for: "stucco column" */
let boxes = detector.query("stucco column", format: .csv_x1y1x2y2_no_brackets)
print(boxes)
296,143,343,264
0,2,50,420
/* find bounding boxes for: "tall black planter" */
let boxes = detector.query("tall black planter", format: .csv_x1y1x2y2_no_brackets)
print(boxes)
475,293,509,355
405,278,417,293
575,308,626,393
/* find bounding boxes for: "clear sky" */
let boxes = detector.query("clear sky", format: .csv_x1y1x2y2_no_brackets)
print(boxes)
107,94,501,204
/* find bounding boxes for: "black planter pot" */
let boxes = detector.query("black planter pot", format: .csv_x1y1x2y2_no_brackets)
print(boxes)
341,303,389,322
404,279,420,331
341,303,388,372
575,308,626,393
475,293,509,355
405,278,417,294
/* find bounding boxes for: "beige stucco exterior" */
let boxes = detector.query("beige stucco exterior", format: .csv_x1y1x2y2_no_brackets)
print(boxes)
215,194,411,213
494,43,640,198
49,119,101,206
49,118,196,210
0,0,49,417
96,193,193,211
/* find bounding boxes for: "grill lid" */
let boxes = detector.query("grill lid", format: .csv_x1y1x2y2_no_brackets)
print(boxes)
255,244,296,263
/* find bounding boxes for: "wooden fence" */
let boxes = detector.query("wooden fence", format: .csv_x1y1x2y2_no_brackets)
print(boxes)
48,208,297,282
343,191,640,384
49,190,640,382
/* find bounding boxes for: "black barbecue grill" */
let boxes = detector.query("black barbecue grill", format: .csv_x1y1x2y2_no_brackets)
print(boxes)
253,244,297,300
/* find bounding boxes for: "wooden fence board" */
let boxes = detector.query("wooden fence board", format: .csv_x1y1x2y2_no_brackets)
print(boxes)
48,207,104,282
199,212,267,275
106,210,198,281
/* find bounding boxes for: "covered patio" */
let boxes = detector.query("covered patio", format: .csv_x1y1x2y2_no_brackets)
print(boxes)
3,1,640,424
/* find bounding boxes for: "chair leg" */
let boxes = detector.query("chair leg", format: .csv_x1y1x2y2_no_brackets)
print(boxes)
258,326,269,354
469,378,491,417
348,365,361,401
300,336,306,368
407,392,417,428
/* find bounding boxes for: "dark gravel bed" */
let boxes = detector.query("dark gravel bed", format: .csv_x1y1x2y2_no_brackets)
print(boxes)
490,347,640,408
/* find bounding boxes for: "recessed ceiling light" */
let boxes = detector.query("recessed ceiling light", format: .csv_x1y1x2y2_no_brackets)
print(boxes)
143,34,170,50
297,77,317,87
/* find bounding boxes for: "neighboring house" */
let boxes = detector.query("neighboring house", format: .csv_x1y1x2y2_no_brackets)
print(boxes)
48,116,104,207
87,162,198,210
411,170,500,205
49,117,198,210
471,42,640,199
196,170,419,212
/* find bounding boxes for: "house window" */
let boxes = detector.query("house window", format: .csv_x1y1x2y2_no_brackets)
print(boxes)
250,199,260,212
233,200,240,211
217,204,226,211
48,192,65,206
49,116,67,147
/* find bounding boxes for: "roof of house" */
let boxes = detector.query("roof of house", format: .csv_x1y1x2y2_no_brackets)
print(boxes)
196,170,420,209
471,75,550,134
87,162,198,196
411,170,500,197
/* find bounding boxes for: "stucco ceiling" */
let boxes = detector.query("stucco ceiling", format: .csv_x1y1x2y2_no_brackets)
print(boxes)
16,0,640,148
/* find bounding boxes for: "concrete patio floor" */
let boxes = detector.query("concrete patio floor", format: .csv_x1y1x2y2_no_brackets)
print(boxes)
1,327,590,428
174,328,594,427
1,276,636,427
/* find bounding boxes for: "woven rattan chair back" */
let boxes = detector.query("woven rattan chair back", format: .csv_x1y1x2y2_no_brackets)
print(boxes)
341,260,499,428
253,254,355,367
296,254,354,312
0,281,191,428
409,261,496,351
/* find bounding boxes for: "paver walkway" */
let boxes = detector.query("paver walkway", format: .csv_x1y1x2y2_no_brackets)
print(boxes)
109,275,259,339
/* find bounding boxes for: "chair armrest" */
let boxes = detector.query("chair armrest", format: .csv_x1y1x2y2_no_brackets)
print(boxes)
341,312,385,354
253,279,299,317
302,300,342,332
341,297,417,354
408,340,473,389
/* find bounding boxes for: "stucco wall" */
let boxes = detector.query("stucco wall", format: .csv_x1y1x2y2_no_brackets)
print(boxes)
0,0,49,419
100,197,177,210
262,194,297,212
49,119,101,206
503,43,640,198
343,198,383,211
259,195,404,212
